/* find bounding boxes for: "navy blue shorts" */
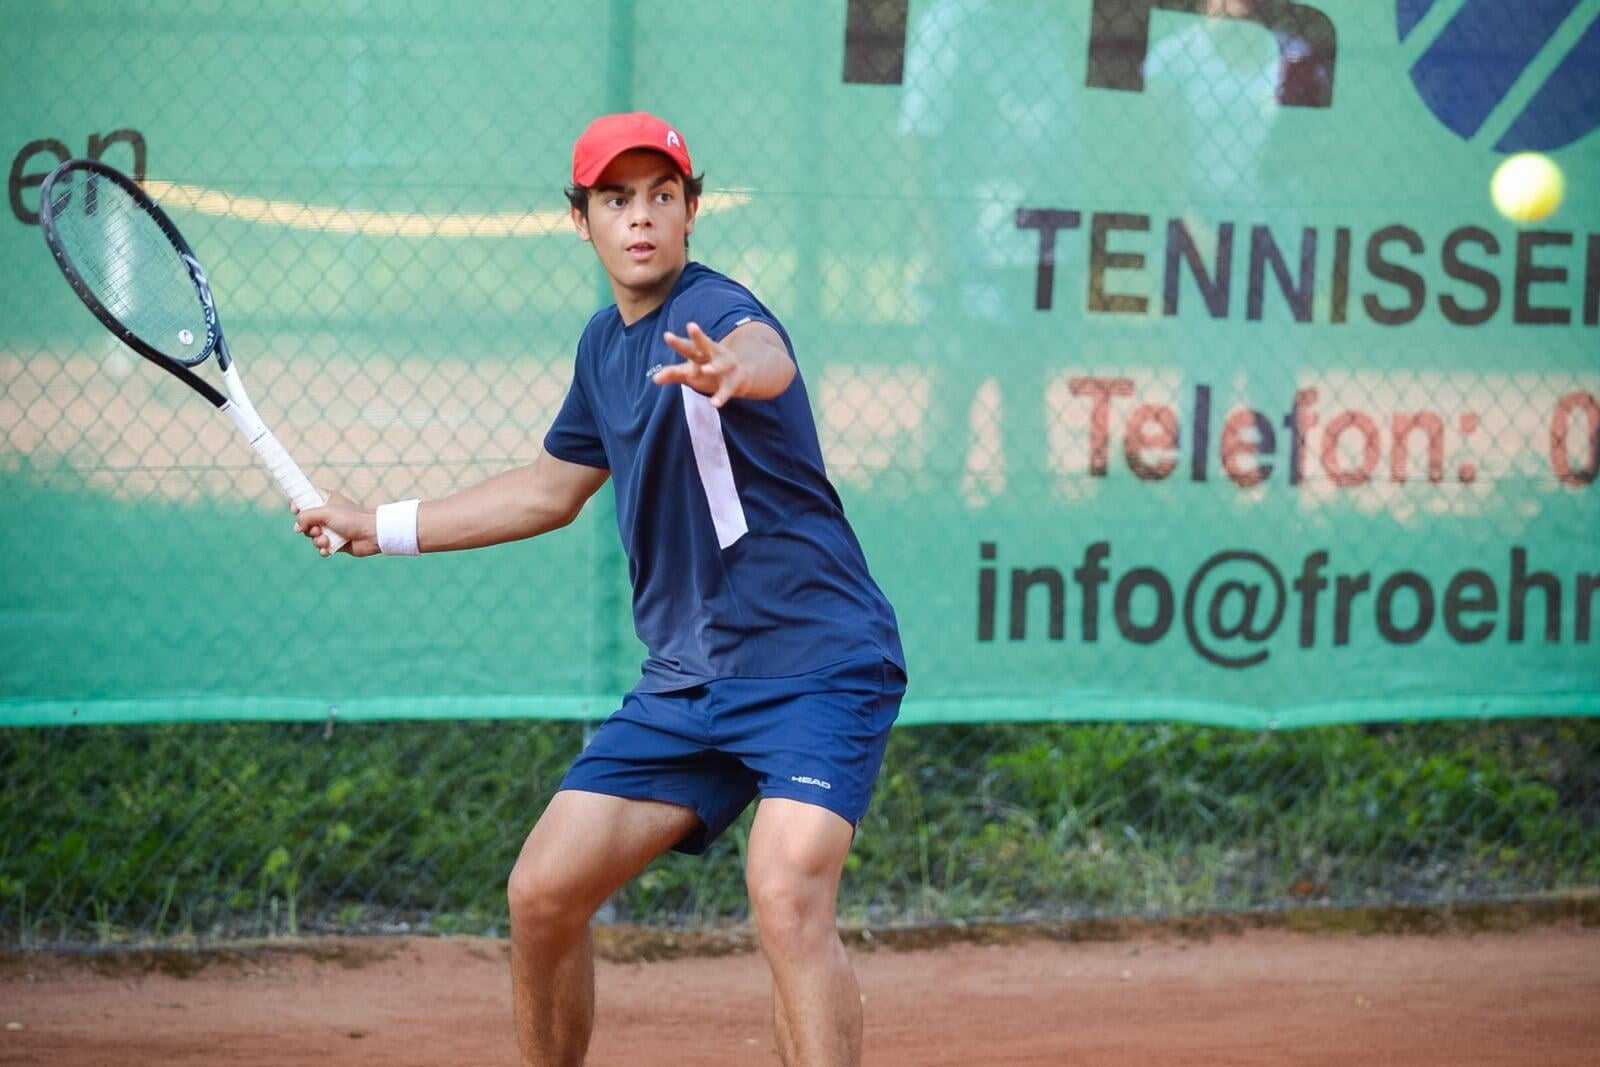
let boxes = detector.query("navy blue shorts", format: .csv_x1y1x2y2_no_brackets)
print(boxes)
558,655,906,855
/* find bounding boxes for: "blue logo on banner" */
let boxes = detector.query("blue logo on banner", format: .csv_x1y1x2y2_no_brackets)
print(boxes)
1400,0,1600,152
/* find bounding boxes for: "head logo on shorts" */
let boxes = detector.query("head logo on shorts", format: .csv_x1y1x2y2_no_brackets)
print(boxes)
1400,0,1600,152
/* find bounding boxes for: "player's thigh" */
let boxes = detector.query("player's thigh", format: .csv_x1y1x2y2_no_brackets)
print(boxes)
509,789,699,916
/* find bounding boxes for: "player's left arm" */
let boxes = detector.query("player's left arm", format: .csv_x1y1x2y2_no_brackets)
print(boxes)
653,320,795,408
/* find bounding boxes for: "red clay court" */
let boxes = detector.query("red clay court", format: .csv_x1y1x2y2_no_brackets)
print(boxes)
5,922,1597,1065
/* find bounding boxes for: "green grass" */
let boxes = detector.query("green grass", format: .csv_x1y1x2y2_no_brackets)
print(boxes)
2,718,1596,946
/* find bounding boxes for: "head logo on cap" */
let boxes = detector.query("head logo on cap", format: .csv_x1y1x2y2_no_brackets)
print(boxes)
571,112,694,186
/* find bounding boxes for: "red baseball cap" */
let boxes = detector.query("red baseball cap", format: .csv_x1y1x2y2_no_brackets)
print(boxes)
571,112,693,186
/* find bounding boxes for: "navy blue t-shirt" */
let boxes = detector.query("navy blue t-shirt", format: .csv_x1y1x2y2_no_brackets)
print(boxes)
544,263,905,692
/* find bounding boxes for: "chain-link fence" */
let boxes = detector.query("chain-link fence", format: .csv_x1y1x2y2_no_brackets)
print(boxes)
3,1,1598,948
4,718,1597,946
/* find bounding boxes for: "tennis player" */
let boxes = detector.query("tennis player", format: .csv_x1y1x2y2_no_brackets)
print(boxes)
295,111,906,1067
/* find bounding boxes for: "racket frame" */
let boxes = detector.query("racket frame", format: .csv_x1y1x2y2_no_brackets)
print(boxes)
38,158,345,553
39,159,228,406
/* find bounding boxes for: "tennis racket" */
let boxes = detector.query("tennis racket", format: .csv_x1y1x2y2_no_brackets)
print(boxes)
38,158,344,553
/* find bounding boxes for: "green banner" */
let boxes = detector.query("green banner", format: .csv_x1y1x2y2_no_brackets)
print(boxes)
2,0,1597,727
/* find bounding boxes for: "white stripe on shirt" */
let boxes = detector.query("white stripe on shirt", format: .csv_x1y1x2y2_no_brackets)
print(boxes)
679,385,748,549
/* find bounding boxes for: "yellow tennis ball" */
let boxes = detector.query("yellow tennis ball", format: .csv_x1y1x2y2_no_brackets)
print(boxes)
1491,152,1565,224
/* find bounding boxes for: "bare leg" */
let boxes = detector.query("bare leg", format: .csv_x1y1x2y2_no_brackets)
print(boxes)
746,798,861,1067
507,790,700,1067
509,922,595,1065
773,988,800,1065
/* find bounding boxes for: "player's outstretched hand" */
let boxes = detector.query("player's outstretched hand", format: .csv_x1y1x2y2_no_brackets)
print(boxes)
293,490,378,557
654,322,748,408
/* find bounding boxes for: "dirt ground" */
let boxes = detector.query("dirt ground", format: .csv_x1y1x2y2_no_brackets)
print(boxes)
3,923,1597,1066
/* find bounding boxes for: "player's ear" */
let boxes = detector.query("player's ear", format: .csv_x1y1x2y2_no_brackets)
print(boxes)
684,194,698,237
570,205,591,243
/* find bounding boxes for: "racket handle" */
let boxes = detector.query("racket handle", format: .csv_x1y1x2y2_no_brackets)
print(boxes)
251,429,348,555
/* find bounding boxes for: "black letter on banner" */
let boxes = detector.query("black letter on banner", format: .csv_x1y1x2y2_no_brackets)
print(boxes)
1584,235,1598,326
1363,225,1425,326
1011,567,1066,641
1577,573,1599,642
1115,567,1174,644
842,0,909,84
1443,570,1498,643
1249,225,1316,322
1165,219,1233,318
1375,571,1434,644
9,138,71,225
1440,227,1501,326
1018,209,1083,311
1090,213,1151,314
978,542,998,642
1074,542,1113,642
1294,550,1330,647
1085,0,1337,107
1331,227,1352,323
1509,547,1561,642
87,129,147,183
1514,231,1572,326
1333,573,1370,646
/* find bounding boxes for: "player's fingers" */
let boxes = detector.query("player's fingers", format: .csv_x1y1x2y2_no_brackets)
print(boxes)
662,362,725,394
709,361,743,408
662,330,710,363
686,322,718,356
690,324,727,365
659,334,697,363
651,363,697,386
295,506,329,535
315,528,353,555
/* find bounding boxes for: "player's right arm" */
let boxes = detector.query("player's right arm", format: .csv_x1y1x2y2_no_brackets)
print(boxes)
293,449,609,557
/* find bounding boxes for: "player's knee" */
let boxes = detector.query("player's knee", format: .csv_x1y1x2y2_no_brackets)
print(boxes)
506,860,589,937
747,870,833,953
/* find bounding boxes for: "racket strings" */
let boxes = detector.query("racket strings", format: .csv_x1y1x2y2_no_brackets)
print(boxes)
47,171,213,364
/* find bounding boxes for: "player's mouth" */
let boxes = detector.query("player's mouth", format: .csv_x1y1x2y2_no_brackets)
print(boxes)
625,241,657,261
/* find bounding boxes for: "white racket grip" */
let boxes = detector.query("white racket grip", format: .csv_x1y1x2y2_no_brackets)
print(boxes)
251,429,347,554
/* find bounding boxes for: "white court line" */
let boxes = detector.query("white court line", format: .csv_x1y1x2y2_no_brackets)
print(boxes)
141,179,754,239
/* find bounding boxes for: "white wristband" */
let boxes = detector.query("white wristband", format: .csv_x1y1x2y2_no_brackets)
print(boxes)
375,499,421,556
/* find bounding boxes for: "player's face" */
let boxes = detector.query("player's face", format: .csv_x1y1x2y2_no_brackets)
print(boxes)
574,149,698,315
